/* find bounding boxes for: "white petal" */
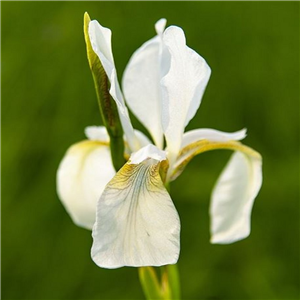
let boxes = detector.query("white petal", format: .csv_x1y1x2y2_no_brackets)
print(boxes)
91,146,180,268
181,128,247,148
129,144,167,164
88,20,140,151
85,126,109,142
161,26,211,163
85,125,151,149
210,151,262,244
57,140,116,229
123,130,152,158
122,21,166,149
134,130,152,148
155,18,167,35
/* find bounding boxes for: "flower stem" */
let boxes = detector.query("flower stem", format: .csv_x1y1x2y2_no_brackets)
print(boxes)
139,265,181,300
162,264,181,300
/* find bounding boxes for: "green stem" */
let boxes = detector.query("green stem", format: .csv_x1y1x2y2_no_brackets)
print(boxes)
163,264,181,300
139,265,181,300
139,267,163,300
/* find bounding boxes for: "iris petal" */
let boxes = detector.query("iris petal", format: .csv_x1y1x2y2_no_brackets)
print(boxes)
91,145,180,268
161,26,211,164
57,140,115,229
170,129,248,181
181,128,247,148
168,129,262,244
122,20,166,149
210,151,262,244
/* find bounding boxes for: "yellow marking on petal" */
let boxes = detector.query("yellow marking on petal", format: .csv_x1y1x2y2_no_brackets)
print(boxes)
159,159,170,184
69,140,109,152
108,159,163,191
71,140,131,164
91,156,180,268
170,140,261,181
66,140,111,182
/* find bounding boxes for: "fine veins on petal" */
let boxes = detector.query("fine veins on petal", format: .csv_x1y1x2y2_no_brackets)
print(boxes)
91,146,180,268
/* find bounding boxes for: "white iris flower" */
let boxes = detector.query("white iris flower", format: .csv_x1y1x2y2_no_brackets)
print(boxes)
57,18,262,269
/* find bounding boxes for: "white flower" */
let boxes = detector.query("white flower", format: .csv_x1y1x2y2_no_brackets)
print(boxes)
57,18,263,269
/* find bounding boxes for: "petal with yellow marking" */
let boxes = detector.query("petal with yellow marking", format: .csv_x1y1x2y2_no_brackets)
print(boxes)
91,145,180,268
57,140,115,230
168,131,262,244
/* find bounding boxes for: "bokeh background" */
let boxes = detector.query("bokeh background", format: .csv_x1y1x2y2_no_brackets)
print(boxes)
2,1,299,300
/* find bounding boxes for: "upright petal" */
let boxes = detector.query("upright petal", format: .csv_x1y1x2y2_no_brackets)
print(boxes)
161,26,211,163
133,130,152,148
91,144,180,268
57,139,116,230
210,151,262,244
88,20,140,151
122,20,166,149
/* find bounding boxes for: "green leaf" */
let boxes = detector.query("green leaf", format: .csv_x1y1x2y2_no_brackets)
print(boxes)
83,12,98,70
83,12,126,171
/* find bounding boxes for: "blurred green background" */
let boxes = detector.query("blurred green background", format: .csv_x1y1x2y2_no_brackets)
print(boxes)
2,1,299,299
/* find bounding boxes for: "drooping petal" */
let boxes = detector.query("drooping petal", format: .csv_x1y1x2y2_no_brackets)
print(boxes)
91,144,180,268
170,129,247,181
161,26,211,163
210,151,262,244
181,128,247,148
166,129,262,243
57,140,116,230
122,19,167,149
88,20,140,151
